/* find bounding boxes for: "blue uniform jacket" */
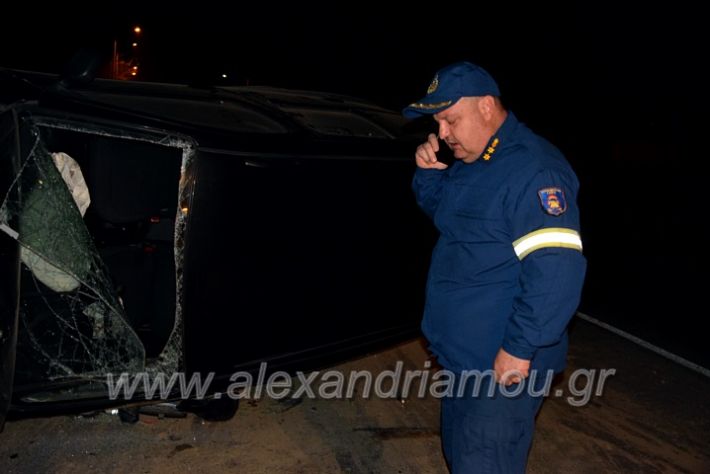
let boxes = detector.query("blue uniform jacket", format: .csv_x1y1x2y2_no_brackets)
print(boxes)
413,112,587,373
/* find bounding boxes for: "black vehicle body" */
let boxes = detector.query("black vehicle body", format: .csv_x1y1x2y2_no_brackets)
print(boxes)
0,65,434,428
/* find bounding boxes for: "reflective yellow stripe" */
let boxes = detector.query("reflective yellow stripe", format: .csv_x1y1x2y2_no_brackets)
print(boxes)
513,228,583,260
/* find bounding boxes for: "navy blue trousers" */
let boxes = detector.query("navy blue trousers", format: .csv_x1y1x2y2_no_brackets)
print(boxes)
440,375,546,473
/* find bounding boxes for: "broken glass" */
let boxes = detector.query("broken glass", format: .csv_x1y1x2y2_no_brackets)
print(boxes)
0,118,144,383
1,113,195,392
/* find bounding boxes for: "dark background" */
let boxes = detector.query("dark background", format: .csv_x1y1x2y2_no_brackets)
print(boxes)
1,3,707,368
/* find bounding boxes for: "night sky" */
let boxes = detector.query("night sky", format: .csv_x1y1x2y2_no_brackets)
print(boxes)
1,5,703,110
2,3,708,367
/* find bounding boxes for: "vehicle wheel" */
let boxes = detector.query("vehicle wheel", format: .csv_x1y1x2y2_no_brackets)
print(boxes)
178,397,239,422
118,407,140,424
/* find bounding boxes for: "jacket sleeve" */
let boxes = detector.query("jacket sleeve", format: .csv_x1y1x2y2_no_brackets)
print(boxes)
501,167,587,360
412,167,447,220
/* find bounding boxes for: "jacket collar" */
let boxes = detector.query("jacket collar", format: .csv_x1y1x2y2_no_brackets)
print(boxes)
477,111,519,163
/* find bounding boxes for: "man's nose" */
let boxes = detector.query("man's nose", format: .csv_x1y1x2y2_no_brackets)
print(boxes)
438,123,449,139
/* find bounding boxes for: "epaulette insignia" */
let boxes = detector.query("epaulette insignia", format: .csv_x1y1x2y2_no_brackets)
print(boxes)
482,136,500,161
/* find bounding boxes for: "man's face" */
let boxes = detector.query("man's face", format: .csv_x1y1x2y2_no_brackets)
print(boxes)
434,97,491,164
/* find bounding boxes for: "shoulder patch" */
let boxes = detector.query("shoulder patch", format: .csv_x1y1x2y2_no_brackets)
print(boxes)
538,187,567,216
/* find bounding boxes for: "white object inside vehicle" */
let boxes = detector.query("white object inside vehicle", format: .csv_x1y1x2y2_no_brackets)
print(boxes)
20,152,91,292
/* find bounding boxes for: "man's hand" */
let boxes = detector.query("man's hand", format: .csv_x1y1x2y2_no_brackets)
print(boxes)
494,348,531,386
415,133,449,170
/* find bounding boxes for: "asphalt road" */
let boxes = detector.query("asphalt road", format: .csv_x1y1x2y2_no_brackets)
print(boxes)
1,319,709,473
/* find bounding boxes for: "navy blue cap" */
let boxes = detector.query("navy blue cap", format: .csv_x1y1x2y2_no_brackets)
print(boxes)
402,61,500,119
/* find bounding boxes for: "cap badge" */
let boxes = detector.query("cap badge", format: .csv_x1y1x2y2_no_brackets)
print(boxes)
427,74,439,95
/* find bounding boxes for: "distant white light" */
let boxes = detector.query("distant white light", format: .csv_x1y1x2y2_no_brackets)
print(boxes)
134,26,142,34
222,74,228,79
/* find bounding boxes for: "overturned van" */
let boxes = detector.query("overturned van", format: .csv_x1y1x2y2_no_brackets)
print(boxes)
0,61,435,428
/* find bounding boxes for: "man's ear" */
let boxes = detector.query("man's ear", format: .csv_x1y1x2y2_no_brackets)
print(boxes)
477,96,495,120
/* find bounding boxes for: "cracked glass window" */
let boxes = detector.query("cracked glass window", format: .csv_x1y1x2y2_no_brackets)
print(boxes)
0,120,144,384
0,114,193,396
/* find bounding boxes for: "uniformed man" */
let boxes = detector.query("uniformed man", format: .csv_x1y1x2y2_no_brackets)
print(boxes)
403,61,587,473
